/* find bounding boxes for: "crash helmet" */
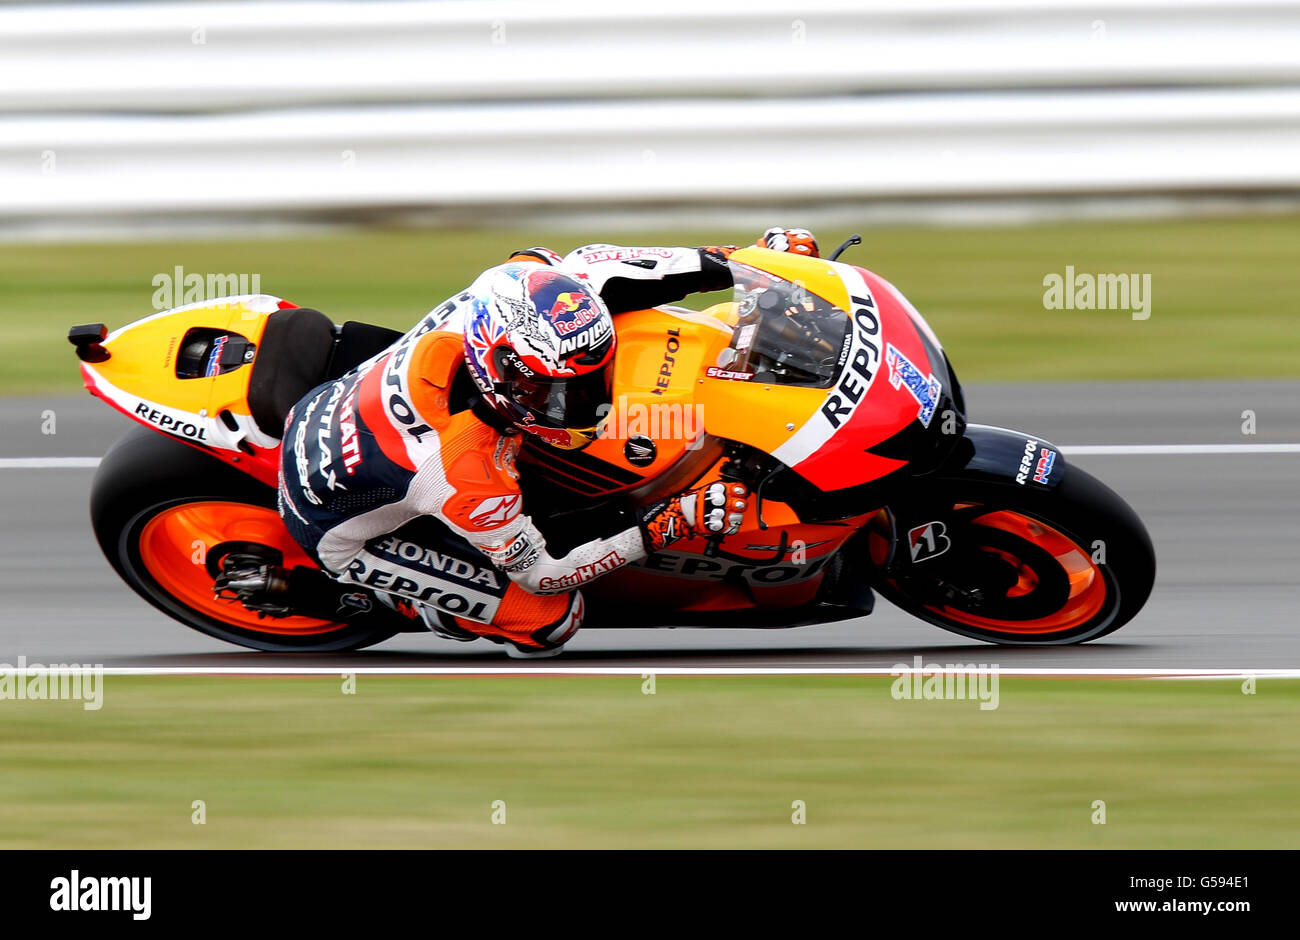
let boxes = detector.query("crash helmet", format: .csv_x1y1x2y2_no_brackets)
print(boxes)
463,263,616,450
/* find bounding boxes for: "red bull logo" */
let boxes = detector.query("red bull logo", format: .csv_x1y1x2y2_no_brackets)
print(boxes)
546,290,600,336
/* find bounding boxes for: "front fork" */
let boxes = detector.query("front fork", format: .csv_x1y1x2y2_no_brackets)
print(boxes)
864,423,1069,609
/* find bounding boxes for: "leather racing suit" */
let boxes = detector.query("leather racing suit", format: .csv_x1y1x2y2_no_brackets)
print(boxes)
277,243,739,651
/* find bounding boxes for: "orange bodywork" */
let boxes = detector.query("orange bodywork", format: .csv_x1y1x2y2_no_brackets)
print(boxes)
78,295,295,487
526,294,874,613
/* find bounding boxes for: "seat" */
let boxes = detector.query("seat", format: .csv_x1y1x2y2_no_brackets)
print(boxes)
247,309,406,439
247,307,336,438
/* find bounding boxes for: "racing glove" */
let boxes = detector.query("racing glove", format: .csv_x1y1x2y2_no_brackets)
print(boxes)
639,479,749,552
756,227,820,258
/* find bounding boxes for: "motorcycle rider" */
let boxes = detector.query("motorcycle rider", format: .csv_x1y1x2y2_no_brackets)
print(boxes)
272,228,820,657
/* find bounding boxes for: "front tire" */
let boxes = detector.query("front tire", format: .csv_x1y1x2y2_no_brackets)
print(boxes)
91,427,401,652
867,463,1155,644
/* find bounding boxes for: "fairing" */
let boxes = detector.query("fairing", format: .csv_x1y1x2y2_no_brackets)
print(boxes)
696,247,962,492
77,294,294,486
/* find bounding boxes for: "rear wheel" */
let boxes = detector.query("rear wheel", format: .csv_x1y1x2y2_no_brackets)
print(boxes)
866,464,1155,644
91,427,402,651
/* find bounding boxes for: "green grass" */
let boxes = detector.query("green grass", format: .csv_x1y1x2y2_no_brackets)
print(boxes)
1,676,1297,848
4,214,1300,395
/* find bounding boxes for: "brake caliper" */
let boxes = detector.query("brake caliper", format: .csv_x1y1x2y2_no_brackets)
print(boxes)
213,552,292,617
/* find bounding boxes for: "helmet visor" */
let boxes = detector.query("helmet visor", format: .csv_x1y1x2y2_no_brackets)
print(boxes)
501,358,613,431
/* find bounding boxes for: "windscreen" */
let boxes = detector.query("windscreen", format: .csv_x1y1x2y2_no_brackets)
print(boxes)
716,261,851,388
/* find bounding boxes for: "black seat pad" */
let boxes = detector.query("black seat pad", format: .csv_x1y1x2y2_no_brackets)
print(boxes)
326,320,404,379
247,307,336,438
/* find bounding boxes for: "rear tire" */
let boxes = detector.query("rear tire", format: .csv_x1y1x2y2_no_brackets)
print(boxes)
91,427,401,652
867,463,1155,644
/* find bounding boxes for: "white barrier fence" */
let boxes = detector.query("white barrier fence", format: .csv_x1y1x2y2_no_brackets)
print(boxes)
2,0,1299,226
5,0,1300,112
7,90,1300,217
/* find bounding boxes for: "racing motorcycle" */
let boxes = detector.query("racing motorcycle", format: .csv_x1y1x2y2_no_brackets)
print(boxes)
69,240,1155,652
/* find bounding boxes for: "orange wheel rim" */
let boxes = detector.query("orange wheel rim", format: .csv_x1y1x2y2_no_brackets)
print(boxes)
913,509,1107,635
138,501,346,636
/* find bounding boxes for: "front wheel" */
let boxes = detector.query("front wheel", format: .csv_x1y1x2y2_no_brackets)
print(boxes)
866,464,1155,644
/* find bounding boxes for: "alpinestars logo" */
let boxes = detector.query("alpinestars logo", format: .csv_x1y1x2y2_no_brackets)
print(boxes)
468,495,521,529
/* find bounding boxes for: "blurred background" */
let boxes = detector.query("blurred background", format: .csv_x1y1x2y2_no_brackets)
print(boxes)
2,0,1300,399
3,0,1300,236
2,0,1300,395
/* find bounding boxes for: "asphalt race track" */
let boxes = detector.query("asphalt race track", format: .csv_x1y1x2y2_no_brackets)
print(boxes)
2,381,1297,669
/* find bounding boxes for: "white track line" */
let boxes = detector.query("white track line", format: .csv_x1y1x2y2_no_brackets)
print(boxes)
0,457,102,468
3,666,1298,678
3,444,1298,469
1062,443,1300,455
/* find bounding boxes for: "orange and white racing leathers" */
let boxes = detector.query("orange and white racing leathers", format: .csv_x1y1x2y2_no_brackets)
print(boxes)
277,242,751,651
